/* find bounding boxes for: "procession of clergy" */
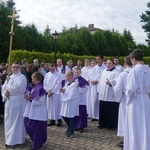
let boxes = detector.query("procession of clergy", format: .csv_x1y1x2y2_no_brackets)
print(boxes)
1,49,150,150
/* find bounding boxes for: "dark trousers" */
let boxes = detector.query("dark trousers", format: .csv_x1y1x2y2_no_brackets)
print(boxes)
99,100,119,128
63,116,75,133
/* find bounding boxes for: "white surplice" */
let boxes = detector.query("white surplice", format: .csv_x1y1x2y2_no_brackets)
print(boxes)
81,66,92,114
2,72,27,145
115,64,123,73
60,82,79,118
81,65,92,81
124,64,150,150
44,71,62,120
88,64,106,119
24,95,47,121
97,68,120,102
114,67,132,137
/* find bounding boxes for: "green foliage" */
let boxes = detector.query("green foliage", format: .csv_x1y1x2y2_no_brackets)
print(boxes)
0,0,13,62
43,25,51,37
10,50,150,66
123,29,135,44
140,2,150,45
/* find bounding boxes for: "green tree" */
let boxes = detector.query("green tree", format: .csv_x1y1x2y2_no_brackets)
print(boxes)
43,24,51,37
76,28,93,55
123,28,135,44
0,0,14,62
140,2,150,45
93,31,107,55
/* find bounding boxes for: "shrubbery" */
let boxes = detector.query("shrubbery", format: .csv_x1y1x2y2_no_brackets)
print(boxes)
10,50,150,65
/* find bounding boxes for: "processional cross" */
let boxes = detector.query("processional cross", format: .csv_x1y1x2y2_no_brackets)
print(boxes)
8,10,19,65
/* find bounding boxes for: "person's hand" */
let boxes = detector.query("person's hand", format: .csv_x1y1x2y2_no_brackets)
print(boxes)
60,88,65,93
48,92,53,97
105,78,111,85
5,90,9,97
4,90,9,100
91,80,98,85
24,94,30,100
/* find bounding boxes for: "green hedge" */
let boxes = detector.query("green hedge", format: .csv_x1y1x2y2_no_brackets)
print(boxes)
10,50,150,65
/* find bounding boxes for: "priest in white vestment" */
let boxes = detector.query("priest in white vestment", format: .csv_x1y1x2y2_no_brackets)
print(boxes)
2,62,27,146
88,55,106,121
124,49,150,150
97,59,120,129
81,58,92,115
44,63,62,126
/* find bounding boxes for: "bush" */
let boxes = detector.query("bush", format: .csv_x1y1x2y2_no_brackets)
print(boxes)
10,50,150,66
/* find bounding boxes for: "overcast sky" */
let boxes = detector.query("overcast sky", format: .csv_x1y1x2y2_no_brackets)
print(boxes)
13,0,149,45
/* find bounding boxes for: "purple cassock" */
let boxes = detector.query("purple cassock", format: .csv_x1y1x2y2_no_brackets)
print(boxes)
74,76,89,130
24,83,47,150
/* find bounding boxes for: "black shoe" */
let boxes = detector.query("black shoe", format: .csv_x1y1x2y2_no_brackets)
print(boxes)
47,123,56,126
78,129,84,133
65,130,69,135
117,141,124,148
57,122,62,127
74,128,79,131
107,125,115,129
91,119,98,122
97,125,105,129
66,132,74,138
5,144,14,148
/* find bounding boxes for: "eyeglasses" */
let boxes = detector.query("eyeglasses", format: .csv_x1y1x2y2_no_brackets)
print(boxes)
12,66,20,69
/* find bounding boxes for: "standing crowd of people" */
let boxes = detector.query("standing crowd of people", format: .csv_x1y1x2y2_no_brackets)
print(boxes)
0,49,150,150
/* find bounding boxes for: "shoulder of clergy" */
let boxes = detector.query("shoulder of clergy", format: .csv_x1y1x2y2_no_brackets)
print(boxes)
103,68,108,72
102,63,106,69
47,71,53,76
114,68,121,73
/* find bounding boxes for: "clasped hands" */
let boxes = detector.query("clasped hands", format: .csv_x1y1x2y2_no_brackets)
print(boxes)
47,91,54,97
4,90,9,100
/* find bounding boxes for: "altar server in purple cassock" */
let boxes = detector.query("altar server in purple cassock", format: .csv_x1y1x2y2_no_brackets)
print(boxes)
74,67,89,133
24,72,47,150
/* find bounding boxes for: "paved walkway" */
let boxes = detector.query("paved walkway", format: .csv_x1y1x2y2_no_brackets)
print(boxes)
0,119,123,150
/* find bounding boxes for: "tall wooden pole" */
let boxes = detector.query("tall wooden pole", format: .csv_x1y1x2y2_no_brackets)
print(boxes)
8,10,19,65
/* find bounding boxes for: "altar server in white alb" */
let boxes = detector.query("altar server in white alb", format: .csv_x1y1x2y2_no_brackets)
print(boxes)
1,62,27,147
97,59,120,129
124,49,150,150
60,71,79,138
81,58,92,115
113,56,133,148
44,63,62,126
88,54,106,121
113,56,123,73
81,58,92,81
